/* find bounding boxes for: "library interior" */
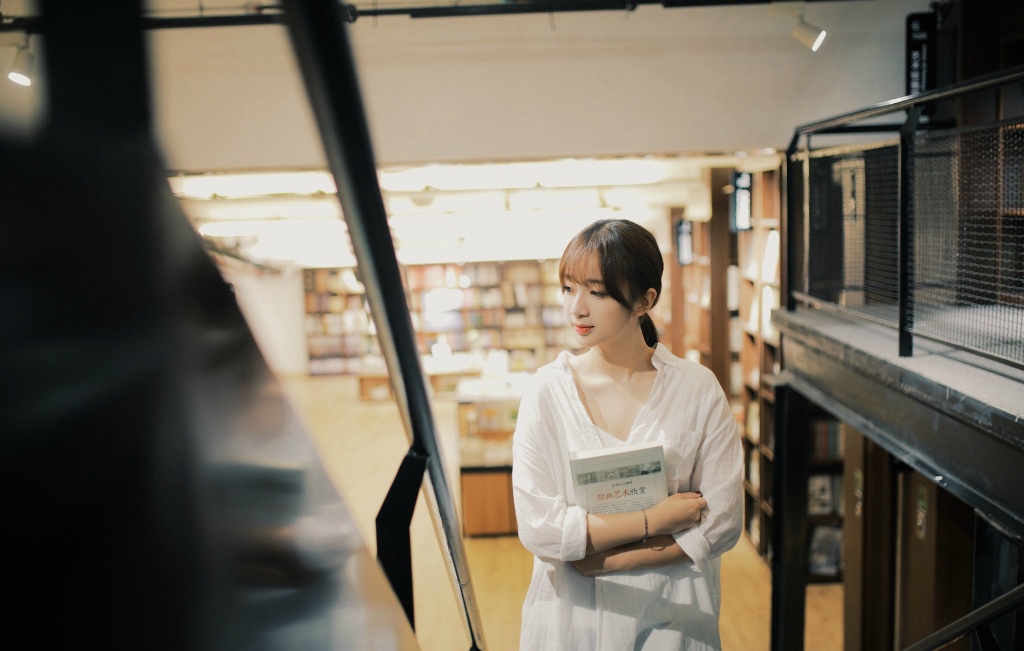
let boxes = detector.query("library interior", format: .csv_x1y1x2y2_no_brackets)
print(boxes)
2,1,1022,651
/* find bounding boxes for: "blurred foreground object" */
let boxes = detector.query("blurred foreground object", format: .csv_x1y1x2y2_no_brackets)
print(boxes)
0,1,419,649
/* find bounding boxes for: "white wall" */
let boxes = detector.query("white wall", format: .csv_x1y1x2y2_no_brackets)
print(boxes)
141,0,930,171
221,265,309,376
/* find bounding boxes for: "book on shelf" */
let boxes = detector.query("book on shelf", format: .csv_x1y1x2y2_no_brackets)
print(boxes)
748,449,761,485
808,473,836,515
746,401,760,442
808,524,843,577
760,230,781,284
727,264,740,311
760,285,779,339
569,442,668,514
811,418,845,459
833,474,845,517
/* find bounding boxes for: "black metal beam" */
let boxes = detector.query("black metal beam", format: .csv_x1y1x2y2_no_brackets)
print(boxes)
0,0,870,30
897,106,922,357
278,1,486,647
773,311,1024,540
770,379,812,651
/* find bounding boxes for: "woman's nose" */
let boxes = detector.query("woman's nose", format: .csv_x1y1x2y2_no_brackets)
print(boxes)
570,292,588,316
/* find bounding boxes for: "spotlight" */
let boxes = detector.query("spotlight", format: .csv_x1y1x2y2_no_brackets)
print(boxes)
791,16,826,52
8,47,34,86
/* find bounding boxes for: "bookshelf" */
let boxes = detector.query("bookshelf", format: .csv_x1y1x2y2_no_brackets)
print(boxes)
303,259,570,379
742,168,845,582
404,259,568,371
303,267,375,375
735,168,790,565
671,166,736,393
807,414,845,583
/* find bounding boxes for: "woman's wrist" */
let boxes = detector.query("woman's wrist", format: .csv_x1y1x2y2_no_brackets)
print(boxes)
646,503,667,537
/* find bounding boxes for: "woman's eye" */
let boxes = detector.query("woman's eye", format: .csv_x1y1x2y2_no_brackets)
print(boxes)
561,285,572,294
590,291,607,298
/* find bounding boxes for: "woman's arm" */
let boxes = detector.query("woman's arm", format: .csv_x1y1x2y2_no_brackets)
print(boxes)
584,491,705,554
573,535,688,576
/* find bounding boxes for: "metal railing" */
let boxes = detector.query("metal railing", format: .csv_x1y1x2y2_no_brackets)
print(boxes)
281,1,486,649
784,65,1024,651
787,65,1024,369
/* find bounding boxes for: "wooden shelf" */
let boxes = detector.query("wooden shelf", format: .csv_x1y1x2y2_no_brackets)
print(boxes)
670,167,736,394
305,259,571,377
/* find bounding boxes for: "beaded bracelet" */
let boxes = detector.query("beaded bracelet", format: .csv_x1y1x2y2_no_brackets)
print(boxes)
641,509,649,546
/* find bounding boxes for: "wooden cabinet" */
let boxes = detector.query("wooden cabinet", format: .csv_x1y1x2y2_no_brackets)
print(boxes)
456,385,522,537
843,423,897,651
895,469,975,651
461,470,518,537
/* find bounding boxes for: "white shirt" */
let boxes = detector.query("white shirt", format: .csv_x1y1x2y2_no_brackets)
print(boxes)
512,344,743,651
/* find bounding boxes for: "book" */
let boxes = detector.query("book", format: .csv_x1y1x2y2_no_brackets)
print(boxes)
808,525,843,576
808,473,835,515
569,442,668,514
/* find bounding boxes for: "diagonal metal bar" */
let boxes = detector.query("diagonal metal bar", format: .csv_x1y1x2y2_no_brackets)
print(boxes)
901,582,1024,651
279,1,486,648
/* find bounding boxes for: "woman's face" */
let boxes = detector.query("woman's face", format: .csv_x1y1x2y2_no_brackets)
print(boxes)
561,256,637,349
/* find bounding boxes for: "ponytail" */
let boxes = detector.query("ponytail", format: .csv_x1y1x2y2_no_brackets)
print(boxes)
640,313,659,348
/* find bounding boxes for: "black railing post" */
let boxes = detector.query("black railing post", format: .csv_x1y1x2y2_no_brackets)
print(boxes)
770,380,811,651
784,133,800,312
898,106,923,357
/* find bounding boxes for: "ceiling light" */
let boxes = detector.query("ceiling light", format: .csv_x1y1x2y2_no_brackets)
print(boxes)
791,16,826,52
170,171,336,199
8,47,34,86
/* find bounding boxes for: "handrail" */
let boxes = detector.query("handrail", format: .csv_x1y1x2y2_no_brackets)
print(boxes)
779,63,1024,651
901,582,1024,651
280,1,486,649
794,63,1024,134
786,63,1024,361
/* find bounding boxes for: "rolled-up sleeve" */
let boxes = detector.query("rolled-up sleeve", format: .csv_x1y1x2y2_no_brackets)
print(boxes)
671,382,743,571
511,382,589,563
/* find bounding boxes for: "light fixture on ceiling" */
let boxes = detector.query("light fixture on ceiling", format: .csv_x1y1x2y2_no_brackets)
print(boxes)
791,15,826,52
7,35,34,86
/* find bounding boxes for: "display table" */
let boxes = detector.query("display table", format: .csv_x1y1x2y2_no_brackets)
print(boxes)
456,376,529,536
357,354,484,401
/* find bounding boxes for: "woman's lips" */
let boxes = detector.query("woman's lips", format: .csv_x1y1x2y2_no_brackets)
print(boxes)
574,324,593,335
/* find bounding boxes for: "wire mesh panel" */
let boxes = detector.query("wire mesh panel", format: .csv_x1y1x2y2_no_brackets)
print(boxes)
797,143,900,325
911,119,1024,364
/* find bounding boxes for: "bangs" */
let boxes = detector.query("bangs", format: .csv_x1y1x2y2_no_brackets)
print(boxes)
558,221,630,307
559,245,603,287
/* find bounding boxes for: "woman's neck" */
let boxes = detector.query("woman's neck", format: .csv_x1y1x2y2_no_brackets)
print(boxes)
579,335,655,380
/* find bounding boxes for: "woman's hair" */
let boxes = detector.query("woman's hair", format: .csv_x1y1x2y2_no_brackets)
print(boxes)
559,219,663,347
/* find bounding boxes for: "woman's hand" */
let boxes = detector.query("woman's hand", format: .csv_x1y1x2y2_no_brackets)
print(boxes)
649,491,706,536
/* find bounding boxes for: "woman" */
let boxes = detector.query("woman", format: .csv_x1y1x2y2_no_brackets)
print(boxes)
512,219,743,650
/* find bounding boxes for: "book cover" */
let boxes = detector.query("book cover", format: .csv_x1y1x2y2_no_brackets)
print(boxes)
808,525,843,576
569,442,668,514
808,473,835,515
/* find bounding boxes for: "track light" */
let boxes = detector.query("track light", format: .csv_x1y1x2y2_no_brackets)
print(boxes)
8,46,34,86
791,15,826,52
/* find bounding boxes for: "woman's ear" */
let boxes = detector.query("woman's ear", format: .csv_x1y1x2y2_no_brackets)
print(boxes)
634,288,658,315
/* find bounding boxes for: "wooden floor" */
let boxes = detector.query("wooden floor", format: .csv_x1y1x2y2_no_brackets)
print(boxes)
279,374,843,651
